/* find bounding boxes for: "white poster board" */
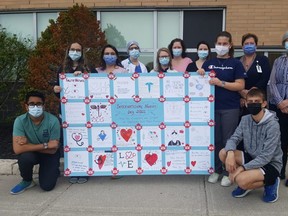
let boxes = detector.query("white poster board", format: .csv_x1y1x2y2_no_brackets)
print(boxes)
60,72,215,176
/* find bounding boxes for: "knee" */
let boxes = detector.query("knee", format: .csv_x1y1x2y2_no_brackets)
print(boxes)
219,149,226,163
40,182,56,191
18,152,36,164
235,175,249,190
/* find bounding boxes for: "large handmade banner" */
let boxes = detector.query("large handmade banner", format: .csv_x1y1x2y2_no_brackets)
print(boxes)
60,72,215,176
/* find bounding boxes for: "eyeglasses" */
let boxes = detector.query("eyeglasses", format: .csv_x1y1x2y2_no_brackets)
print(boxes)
27,103,43,108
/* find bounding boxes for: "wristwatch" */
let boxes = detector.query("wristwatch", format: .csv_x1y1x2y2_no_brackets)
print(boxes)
221,80,226,88
43,142,48,149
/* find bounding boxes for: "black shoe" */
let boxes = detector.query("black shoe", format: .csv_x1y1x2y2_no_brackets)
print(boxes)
285,179,288,187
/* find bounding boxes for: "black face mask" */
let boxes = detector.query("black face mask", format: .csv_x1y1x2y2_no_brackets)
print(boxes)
246,103,262,115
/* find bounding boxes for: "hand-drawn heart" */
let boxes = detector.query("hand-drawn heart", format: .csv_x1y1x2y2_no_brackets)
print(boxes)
167,161,171,167
120,129,133,142
191,161,196,167
125,151,136,159
72,133,82,141
145,153,158,166
95,155,106,170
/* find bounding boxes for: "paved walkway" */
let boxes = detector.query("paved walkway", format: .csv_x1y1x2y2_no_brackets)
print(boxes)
0,159,287,216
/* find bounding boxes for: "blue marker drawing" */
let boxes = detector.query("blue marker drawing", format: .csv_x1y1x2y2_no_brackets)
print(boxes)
145,82,153,93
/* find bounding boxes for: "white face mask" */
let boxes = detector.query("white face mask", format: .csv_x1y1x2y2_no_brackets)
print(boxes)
28,106,43,118
215,45,229,56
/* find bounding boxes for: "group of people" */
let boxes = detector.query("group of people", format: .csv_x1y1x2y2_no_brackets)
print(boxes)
11,30,288,204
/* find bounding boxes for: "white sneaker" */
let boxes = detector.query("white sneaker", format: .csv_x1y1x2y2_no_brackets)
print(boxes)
208,173,220,183
221,176,232,187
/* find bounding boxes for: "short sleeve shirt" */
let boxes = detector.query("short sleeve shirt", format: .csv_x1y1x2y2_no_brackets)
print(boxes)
202,57,246,110
13,112,60,144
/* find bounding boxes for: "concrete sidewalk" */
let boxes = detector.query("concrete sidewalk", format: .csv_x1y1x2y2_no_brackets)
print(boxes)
0,160,287,216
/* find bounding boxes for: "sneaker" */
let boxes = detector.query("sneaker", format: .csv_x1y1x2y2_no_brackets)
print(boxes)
69,177,79,184
10,180,36,195
77,177,88,184
232,186,252,198
208,173,220,183
263,177,280,203
221,176,232,187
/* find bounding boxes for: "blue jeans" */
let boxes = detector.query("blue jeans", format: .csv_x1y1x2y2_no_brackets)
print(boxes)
17,150,60,191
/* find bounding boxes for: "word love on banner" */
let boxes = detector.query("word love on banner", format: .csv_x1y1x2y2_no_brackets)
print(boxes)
60,72,215,176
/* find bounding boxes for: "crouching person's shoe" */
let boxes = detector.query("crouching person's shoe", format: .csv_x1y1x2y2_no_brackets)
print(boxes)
263,177,280,203
10,180,36,195
232,186,252,198
208,173,220,183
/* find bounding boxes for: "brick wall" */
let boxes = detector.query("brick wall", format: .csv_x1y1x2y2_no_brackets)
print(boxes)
0,0,287,45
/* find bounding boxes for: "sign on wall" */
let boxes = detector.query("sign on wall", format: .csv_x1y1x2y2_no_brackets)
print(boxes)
60,72,215,176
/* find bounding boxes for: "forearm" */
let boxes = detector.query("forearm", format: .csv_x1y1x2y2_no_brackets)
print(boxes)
13,136,59,155
13,143,46,155
220,80,244,91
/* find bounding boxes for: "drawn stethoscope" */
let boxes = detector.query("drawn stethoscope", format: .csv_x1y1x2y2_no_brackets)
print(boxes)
90,104,107,117
72,133,84,146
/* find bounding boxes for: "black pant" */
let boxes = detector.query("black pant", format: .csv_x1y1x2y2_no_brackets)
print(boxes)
18,150,60,191
270,104,288,178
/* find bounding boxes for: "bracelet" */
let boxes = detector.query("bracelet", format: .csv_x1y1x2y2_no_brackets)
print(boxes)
221,80,226,88
43,142,48,149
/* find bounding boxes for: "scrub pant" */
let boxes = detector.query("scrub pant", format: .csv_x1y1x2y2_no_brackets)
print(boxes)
18,150,60,191
270,104,288,179
214,109,240,174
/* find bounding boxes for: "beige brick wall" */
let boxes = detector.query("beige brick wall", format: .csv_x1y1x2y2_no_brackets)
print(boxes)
0,0,287,46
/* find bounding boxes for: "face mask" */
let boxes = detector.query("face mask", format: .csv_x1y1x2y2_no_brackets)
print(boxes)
172,49,182,57
159,57,170,66
28,106,43,118
129,49,140,59
103,55,117,65
246,103,262,115
68,51,81,61
285,41,288,50
197,50,209,59
243,44,256,55
215,45,229,56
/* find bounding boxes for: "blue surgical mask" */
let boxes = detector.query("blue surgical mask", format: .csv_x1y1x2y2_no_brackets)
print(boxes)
69,51,81,61
172,49,182,57
28,106,43,118
197,50,209,59
243,44,256,55
159,57,170,66
103,55,117,65
285,41,288,50
129,49,140,59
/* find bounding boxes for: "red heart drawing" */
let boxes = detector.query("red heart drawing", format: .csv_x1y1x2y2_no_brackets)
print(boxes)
145,153,158,166
95,155,106,170
191,161,196,167
167,161,171,167
120,129,133,142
